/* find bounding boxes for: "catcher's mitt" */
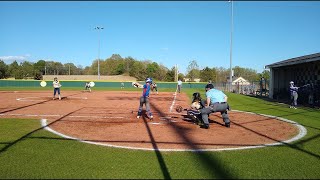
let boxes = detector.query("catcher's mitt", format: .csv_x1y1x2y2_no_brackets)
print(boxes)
175,105,183,113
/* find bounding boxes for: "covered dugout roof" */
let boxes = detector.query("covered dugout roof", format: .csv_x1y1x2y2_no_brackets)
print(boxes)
265,52,320,68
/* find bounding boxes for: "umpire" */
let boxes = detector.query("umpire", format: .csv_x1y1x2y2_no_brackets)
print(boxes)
199,84,231,129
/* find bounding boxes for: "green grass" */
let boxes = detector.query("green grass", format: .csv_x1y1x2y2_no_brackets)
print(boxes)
0,89,319,179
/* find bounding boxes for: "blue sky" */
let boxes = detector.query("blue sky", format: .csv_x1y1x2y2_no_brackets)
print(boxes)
1,1,319,74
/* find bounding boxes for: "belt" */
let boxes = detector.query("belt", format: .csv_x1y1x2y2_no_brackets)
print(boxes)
212,102,226,105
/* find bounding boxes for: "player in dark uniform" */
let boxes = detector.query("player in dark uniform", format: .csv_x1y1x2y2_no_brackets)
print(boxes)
187,92,206,125
151,82,158,94
136,77,153,120
85,82,91,92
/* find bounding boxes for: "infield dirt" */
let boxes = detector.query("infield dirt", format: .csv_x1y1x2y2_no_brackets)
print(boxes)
0,90,299,150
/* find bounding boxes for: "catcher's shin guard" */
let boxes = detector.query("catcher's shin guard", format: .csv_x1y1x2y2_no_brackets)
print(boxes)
187,109,203,125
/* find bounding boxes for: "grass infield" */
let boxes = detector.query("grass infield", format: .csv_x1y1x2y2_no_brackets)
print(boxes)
0,88,319,179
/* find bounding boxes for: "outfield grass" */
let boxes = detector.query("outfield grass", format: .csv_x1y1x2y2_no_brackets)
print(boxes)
0,88,319,179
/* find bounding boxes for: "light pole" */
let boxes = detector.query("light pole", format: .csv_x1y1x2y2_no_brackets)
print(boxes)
229,0,234,92
94,26,104,80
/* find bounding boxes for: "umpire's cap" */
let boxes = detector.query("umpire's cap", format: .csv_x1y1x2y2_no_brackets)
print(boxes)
205,83,214,89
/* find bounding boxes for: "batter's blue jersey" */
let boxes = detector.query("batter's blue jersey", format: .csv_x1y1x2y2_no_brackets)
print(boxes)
142,83,151,97
206,89,226,104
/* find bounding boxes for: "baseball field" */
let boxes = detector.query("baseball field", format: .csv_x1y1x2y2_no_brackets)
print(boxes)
0,85,319,179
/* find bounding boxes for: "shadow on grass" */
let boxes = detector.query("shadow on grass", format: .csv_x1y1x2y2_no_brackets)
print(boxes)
0,107,84,155
148,101,237,179
230,120,320,159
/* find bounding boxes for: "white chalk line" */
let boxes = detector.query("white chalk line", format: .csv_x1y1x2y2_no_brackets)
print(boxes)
0,113,178,122
16,96,87,101
0,113,124,119
169,86,178,113
40,110,307,152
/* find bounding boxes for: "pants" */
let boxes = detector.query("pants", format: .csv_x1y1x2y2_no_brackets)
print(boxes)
138,96,152,116
200,102,230,126
291,92,298,107
53,88,60,96
178,85,181,93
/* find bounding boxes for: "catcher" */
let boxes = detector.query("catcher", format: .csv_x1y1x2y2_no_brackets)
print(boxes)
187,92,206,125
176,92,205,125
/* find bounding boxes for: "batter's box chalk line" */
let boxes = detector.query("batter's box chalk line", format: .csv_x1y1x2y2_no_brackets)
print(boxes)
16,96,87,101
40,110,307,152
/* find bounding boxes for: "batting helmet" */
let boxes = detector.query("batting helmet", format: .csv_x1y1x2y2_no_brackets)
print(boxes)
290,81,294,84
145,77,153,83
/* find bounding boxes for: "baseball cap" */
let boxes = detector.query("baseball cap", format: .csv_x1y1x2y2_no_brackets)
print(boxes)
205,83,214,89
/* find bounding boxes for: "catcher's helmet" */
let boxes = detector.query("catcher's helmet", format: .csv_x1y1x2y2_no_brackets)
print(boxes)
192,92,201,102
145,77,152,83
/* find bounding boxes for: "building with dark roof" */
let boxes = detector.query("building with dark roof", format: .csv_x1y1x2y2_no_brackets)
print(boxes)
265,52,320,106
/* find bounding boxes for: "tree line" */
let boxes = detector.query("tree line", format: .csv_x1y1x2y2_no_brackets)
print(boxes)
0,54,269,82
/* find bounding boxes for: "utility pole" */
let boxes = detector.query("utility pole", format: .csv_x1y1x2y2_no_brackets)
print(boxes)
94,26,104,80
229,0,234,92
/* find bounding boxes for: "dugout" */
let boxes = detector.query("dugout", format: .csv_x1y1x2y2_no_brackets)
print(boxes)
265,52,320,107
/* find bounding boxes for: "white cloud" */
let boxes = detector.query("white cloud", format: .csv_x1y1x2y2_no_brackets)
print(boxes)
161,47,169,51
0,54,31,63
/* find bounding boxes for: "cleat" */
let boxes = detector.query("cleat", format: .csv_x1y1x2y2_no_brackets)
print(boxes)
150,116,153,120
137,116,140,119
200,124,209,129
225,123,230,128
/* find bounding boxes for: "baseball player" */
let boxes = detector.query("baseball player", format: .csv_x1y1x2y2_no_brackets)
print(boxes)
199,83,231,129
151,82,158,94
187,92,206,125
136,77,153,120
52,77,62,100
177,79,182,93
289,81,299,109
85,82,91,92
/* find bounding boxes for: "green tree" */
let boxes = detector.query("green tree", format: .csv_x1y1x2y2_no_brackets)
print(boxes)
0,60,9,79
64,63,78,75
8,61,22,79
165,66,176,82
123,56,135,75
156,64,169,81
259,70,270,81
115,63,125,75
21,61,34,79
200,67,217,82
178,73,184,82
146,62,159,79
186,60,200,81
233,66,259,82
129,61,147,80
215,67,229,83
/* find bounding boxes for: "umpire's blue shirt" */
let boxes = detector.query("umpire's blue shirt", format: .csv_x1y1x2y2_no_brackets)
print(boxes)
206,89,226,104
